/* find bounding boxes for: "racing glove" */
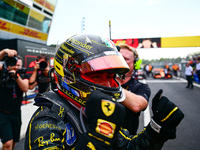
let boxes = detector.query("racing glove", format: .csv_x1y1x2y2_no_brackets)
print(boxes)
146,89,184,141
75,90,126,150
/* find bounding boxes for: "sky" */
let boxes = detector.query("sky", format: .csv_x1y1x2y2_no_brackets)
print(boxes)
47,0,200,60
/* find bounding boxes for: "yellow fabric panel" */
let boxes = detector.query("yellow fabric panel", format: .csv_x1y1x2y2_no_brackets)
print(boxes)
161,36,200,48
30,9,45,23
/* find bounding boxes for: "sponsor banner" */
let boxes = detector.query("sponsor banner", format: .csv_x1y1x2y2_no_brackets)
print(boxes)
112,36,200,48
30,9,45,22
4,0,30,15
112,38,139,48
161,36,200,48
34,0,56,12
0,19,48,41
112,38,161,48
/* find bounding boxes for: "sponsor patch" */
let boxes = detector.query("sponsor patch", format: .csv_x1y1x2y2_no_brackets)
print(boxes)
104,51,118,55
66,123,76,146
101,100,115,116
62,81,70,91
95,119,116,139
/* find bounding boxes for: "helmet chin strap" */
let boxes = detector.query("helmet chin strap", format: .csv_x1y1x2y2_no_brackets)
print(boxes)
80,106,87,133
116,90,126,102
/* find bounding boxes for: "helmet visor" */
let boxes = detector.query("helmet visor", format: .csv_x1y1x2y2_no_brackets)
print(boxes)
80,72,119,88
80,54,130,74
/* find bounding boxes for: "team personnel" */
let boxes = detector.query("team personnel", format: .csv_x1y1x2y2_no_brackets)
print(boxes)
149,64,153,76
185,62,194,89
24,34,184,150
145,64,150,76
117,43,151,135
171,63,179,77
195,59,200,82
164,64,170,78
29,54,50,93
133,49,142,71
0,49,29,150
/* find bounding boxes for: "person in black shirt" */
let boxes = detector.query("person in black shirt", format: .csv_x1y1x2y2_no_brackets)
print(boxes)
116,43,151,135
29,54,50,93
0,49,29,150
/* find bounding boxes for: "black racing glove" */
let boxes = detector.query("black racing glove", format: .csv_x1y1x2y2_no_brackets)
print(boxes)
147,89,184,141
75,90,126,150
113,128,133,150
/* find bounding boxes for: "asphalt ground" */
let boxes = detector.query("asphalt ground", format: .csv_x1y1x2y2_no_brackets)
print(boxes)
146,76,200,150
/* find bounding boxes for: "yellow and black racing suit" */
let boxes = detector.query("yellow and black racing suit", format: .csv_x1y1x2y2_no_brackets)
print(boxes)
24,91,166,150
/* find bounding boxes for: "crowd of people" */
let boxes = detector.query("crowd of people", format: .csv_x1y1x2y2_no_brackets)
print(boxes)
143,63,180,78
0,34,184,150
184,55,200,89
141,55,200,89
188,56,200,82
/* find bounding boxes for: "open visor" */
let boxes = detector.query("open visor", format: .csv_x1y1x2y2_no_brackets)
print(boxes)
80,55,130,74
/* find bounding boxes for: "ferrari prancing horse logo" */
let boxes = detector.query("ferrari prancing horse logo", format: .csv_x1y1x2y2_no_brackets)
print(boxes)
101,100,115,116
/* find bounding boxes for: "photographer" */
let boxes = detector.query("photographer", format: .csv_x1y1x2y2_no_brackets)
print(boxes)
0,49,29,150
29,54,50,93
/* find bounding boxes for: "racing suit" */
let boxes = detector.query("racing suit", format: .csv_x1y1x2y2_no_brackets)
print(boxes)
24,91,183,150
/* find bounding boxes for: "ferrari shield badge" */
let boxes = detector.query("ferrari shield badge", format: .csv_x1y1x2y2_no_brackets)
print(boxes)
101,100,115,116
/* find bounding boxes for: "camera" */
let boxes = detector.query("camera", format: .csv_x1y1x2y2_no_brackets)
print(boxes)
39,61,48,71
0,55,27,87
0,70,15,88
0,68,27,88
4,54,18,67
17,68,27,74
5,72,16,88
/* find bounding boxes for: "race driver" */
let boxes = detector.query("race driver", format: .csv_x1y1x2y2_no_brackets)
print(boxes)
24,34,184,150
